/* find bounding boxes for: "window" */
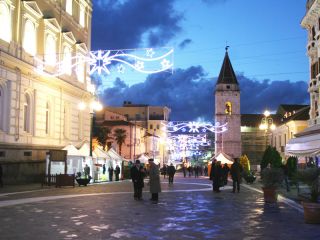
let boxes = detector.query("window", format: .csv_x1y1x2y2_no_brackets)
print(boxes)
45,102,50,134
23,20,36,56
225,101,232,115
79,4,85,27
150,124,153,130
77,56,85,82
63,46,72,75
23,94,31,132
157,124,159,129
0,2,11,42
66,0,72,15
45,34,56,65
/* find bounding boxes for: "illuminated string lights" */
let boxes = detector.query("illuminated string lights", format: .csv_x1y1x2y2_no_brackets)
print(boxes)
163,121,228,134
34,47,174,77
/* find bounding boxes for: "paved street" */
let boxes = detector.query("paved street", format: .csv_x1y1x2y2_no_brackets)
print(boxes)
0,174,319,240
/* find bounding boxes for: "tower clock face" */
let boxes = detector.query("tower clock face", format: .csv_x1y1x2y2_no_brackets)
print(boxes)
225,101,232,115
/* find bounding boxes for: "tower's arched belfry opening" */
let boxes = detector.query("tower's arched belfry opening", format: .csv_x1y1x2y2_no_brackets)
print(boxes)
214,48,241,158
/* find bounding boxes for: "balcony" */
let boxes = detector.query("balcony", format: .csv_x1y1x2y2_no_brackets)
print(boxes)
307,41,317,56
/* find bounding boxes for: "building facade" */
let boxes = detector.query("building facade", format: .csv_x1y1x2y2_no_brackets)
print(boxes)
215,50,241,158
0,0,93,183
96,102,171,165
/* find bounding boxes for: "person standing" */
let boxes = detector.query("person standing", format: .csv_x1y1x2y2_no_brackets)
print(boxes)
222,163,230,186
182,165,186,178
167,164,176,184
115,165,121,181
162,164,167,179
213,161,222,192
0,164,3,187
102,164,106,175
108,166,114,181
281,163,290,192
210,159,217,191
148,158,161,203
130,160,145,200
230,158,243,193
84,164,90,179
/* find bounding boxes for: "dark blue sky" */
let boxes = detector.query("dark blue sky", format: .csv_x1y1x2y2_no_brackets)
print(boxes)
91,0,309,121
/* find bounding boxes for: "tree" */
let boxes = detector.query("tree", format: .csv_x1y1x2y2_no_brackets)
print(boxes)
96,127,112,150
286,156,298,179
261,146,282,171
240,155,250,173
113,128,127,156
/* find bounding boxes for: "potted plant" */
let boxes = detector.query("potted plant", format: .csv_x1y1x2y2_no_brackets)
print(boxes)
75,172,91,186
261,167,284,203
296,168,320,224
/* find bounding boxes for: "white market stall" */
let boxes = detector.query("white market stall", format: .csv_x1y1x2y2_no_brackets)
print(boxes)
92,146,112,181
211,152,234,165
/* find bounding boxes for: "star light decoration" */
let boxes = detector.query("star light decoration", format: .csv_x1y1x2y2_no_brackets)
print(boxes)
34,47,174,78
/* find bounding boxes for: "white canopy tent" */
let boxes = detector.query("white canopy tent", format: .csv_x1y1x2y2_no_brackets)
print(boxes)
286,134,320,157
137,153,150,164
78,142,94,178
211,152,234,165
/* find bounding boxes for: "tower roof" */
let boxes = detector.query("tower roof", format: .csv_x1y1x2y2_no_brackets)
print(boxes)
217,50,238,85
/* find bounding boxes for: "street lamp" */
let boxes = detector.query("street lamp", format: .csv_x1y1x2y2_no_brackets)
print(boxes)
78,98,102,157
259,110,276,147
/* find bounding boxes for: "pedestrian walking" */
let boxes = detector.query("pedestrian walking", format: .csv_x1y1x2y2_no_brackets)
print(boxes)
167,163,176,184
230,158,243,193
102,164,106,175
108,166,114,181
210,159,217,191
162,164,167,179
0,164,3,188
281,163,290,192
194,165,199,178
222,163,230,186
130,160,145,200
84,164,90,179
148,158,161,203
115,165,121,181
213,161,223,192
182,165,186,178
204,165,208,176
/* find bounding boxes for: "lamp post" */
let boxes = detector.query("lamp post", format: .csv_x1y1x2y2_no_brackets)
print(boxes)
259,110,276,148
79,99,102,157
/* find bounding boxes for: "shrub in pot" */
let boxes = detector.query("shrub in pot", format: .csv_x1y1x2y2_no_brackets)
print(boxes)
261,168,284,203
296,168,320,224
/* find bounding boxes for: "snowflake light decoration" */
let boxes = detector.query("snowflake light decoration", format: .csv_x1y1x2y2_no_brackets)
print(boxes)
163,121,228,134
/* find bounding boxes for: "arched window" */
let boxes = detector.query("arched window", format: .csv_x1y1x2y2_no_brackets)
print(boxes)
0,87,3,130
23,20,36,56
45,102,50,134
45,34,56,65
63,46,72,75
0,2,11,42
23,94,31,132
66,0,72,15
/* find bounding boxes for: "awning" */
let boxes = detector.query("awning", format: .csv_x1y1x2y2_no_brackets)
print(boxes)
285,133,320,157
62,144,83,156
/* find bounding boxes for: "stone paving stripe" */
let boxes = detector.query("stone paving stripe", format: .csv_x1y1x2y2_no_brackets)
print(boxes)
0,189,48,197
242,184,303,213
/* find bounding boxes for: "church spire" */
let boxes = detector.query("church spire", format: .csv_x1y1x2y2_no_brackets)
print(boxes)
217,48,238,85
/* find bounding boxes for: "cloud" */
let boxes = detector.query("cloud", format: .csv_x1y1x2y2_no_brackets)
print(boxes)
99,69,309,121
91,0,183,50
201,0,229,5
179,39,193,49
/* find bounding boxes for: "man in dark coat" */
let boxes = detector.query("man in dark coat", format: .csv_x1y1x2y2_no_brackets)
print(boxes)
222,163,230,186
115,165,121,181
130,160,145,200
167,164,176,184
230,158,243,193
210,159,217,191
213,161,222,192
108,166,114,181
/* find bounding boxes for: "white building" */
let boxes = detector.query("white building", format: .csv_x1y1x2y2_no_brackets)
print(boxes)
0,0,93,183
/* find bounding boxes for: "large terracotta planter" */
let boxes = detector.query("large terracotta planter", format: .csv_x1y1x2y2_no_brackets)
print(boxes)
262,187,278,203
302,202,320,224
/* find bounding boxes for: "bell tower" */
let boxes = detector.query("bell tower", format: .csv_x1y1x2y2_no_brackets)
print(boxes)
214,48,241,158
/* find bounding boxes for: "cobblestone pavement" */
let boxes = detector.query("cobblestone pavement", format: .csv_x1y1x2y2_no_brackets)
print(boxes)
0,174,319,240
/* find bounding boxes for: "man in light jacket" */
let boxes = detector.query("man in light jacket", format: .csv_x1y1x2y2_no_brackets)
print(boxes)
148,158,161,203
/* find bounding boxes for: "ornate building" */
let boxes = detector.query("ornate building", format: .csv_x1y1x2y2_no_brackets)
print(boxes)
0,0,93,183
215,49,241,158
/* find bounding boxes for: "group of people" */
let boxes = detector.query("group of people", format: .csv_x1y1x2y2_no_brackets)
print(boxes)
210,158,243,193
160,164,176,184
182,165,208,178
102,164,121,181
